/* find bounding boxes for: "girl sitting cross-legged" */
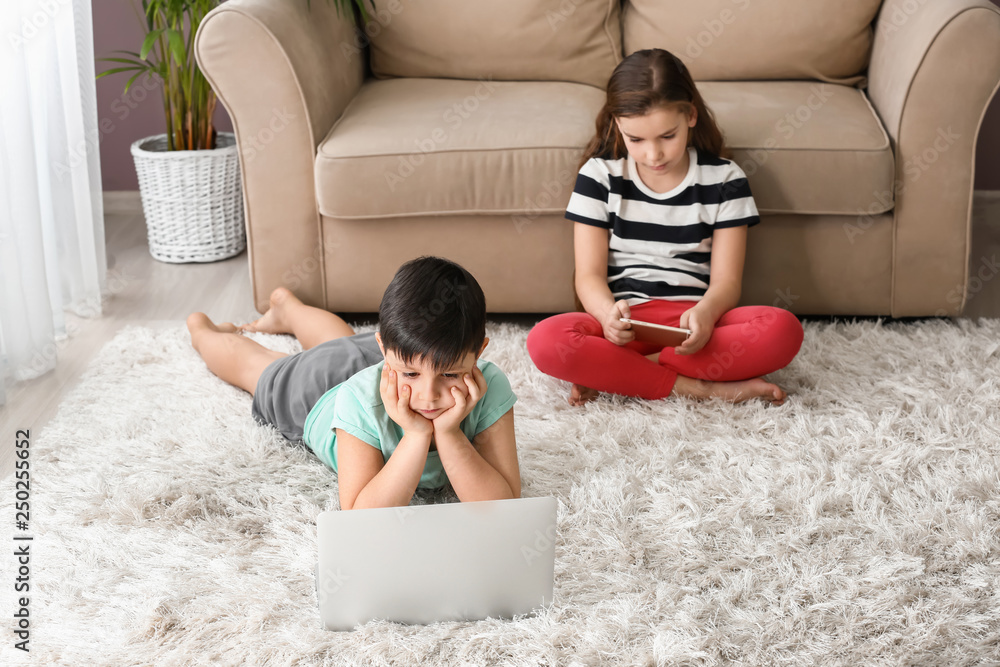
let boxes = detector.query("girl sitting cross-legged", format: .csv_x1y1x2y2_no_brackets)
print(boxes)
527,48,804,406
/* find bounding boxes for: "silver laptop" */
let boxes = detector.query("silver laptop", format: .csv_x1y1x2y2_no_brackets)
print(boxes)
316,496,557,630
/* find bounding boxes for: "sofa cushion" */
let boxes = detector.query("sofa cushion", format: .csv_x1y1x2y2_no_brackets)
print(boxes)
700,81,894,215
318,79,893,220
365,0,621,90
315,77,606,219
623,0,882,86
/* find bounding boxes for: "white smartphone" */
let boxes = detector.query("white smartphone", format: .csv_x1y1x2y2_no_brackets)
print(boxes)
619,318,692,347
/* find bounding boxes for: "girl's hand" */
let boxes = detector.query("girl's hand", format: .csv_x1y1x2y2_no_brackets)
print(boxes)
602,300,635,346
379,363,434,437
676,306,714,355
432,365,488,437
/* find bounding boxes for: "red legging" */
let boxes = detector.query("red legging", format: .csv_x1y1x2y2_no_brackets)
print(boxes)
527,300,804,400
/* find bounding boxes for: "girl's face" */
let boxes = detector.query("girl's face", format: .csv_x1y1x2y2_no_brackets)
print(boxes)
615,105,698,179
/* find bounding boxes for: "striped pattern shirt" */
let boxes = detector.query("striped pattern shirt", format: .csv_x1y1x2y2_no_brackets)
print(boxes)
566,147,760,305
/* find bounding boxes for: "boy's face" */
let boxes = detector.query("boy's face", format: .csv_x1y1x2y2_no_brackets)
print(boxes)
375,335,490,418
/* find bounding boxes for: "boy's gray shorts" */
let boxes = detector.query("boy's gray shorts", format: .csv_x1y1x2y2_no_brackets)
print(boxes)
250,331,382,443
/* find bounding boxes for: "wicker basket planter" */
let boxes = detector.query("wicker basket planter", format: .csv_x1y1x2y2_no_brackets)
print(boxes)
130,132,245,263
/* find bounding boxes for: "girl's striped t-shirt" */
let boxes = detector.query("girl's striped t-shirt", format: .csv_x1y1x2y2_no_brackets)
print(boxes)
565,146,760,306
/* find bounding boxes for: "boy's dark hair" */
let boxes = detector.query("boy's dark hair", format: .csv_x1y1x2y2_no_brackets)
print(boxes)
378,256,487,371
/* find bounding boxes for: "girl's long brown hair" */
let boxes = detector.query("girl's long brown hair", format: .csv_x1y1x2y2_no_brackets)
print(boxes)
579,49,730,171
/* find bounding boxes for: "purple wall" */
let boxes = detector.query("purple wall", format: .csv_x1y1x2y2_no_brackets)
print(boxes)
94,1,1000,191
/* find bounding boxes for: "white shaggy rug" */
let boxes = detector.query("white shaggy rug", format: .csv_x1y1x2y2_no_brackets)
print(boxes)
2,317,1000,666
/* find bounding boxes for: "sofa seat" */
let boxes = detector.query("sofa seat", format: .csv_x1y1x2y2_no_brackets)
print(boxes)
315,77,606,220
317,78,894,222
699,81,894,216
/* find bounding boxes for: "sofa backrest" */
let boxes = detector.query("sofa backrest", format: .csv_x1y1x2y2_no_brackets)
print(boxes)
623,0,882,86
364,0,622,90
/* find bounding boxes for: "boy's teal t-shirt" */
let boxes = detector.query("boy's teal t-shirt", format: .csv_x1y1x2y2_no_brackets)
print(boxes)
302,359,517,489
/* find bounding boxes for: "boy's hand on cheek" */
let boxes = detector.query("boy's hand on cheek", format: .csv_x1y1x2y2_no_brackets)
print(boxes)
379,363,434,437
432,365,487,437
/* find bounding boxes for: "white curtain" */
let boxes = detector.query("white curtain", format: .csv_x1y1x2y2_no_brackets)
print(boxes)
0,0,106,406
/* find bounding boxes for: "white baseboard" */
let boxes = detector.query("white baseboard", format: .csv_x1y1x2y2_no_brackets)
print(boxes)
103,190,142,216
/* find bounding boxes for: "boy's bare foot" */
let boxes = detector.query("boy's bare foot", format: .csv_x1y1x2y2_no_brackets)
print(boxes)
186,312,239,336
672,374,787,405
568,383,600,406
239,287,297,335
186,312,210,336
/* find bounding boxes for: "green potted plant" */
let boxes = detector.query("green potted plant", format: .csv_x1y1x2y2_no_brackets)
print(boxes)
98,0,372,263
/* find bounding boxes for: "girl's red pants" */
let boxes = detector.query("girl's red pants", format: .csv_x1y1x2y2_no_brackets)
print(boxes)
526,300,804,399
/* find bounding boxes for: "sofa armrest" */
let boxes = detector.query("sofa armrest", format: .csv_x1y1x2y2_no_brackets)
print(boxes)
867,0,1000,317
195,0,365,312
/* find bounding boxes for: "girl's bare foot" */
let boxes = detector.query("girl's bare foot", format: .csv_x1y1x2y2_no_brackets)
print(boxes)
239,287,298,335
568,383,600,406
672,374,787,405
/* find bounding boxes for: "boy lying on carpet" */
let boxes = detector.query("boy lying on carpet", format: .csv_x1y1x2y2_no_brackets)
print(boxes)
186,256,519,510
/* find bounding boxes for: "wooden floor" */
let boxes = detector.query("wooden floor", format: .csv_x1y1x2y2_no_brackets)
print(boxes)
2,192,999,479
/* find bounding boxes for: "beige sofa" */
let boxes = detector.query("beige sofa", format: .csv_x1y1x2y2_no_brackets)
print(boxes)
195,0,1000,317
